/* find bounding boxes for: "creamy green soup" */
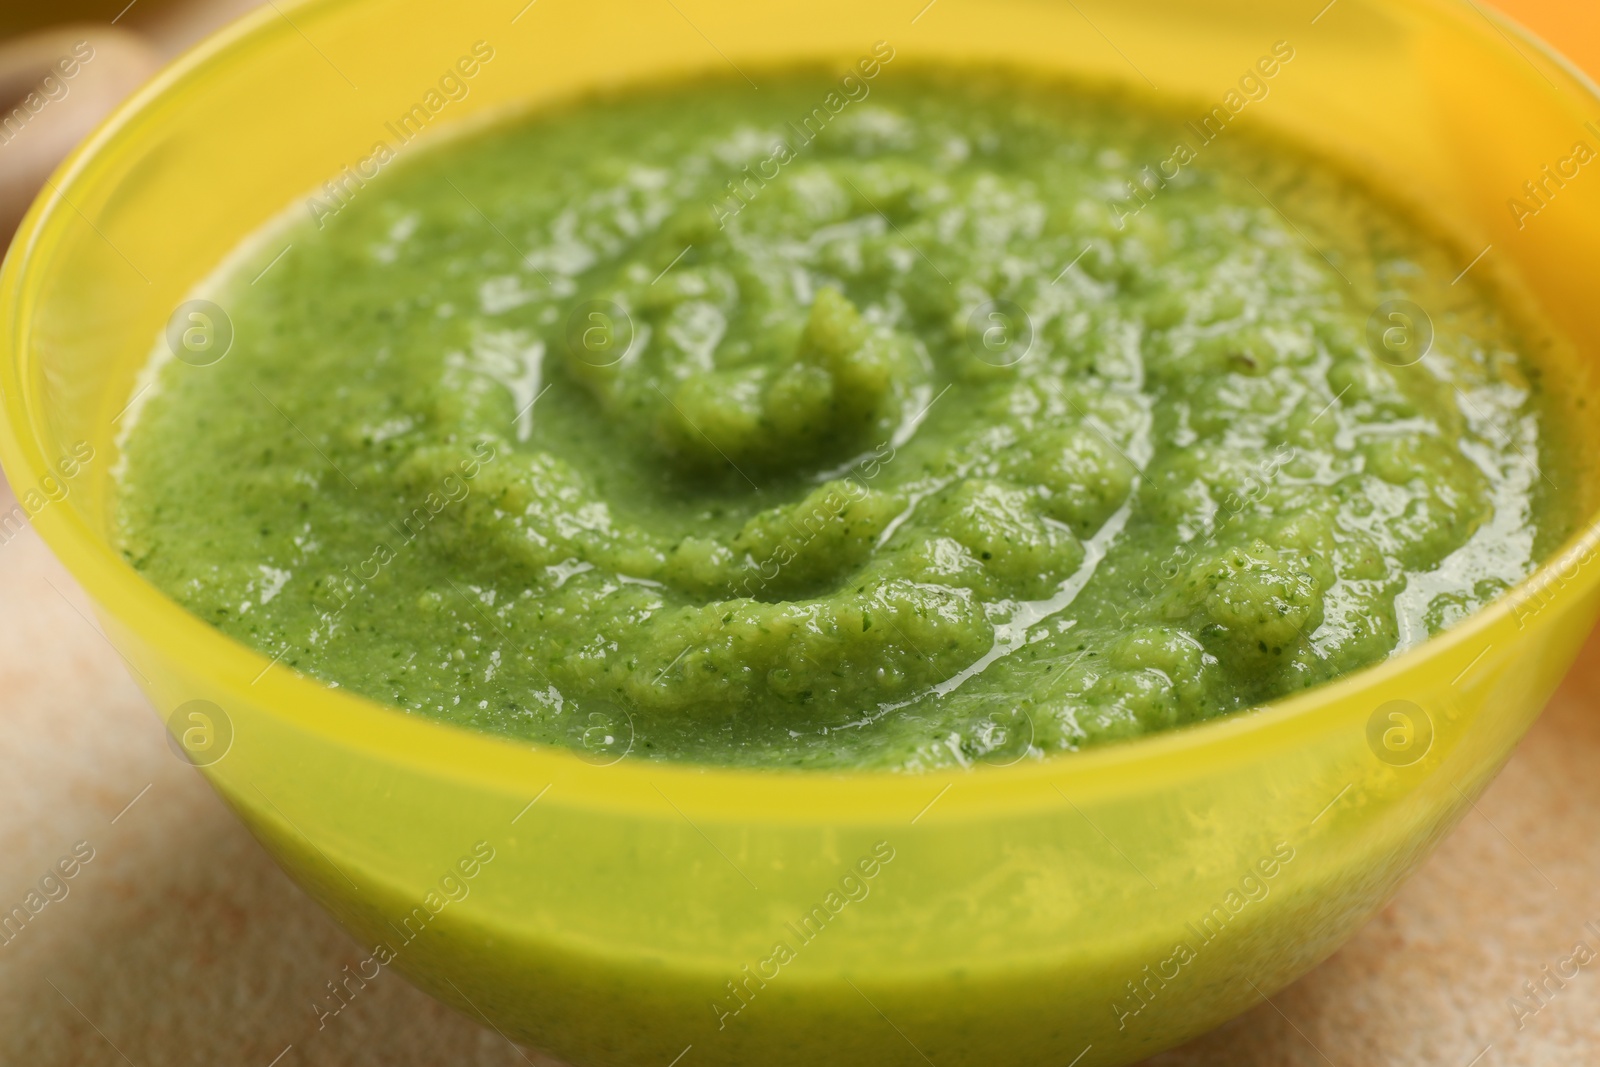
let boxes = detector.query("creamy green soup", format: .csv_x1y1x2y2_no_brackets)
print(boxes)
116,67,1572,770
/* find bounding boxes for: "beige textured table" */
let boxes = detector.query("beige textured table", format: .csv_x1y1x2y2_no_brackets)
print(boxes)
4,1,1600,1063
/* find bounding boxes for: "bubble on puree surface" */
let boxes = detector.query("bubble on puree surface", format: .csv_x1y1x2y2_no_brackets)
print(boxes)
116,68,1572,770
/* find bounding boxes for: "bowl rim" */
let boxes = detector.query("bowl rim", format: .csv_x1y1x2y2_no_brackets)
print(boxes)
4,0,1599,819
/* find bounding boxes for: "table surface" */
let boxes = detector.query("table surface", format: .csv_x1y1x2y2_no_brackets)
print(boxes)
3,1,1599,1064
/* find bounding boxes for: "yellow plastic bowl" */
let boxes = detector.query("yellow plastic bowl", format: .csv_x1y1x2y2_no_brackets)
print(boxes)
5,1,1600,1064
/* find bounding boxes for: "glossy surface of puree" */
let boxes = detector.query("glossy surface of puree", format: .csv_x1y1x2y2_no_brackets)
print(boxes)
116,69,1570,769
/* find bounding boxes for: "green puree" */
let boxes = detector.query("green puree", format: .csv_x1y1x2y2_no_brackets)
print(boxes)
117,69,1570,770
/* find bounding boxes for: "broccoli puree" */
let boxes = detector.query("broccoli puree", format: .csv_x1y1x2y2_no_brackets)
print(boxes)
116,68,1571,770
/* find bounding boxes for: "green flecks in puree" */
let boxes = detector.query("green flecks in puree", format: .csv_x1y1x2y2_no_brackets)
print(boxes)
116,68,1573,770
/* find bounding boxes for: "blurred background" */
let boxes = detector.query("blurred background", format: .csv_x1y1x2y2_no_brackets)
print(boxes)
2,2,1599,1065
